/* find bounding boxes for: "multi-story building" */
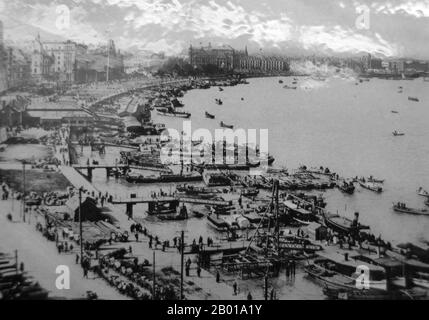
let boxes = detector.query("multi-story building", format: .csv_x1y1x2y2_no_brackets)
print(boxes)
43,40,88,82
31,34,55,83
5,47,31,89
189,43,236,71
237,54,289,73
189,43,289,74
0,20,8,93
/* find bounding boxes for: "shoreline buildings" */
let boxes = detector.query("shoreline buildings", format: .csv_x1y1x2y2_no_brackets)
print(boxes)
188,43,289,74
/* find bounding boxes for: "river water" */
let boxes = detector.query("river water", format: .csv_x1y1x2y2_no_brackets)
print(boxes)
151,76,429,247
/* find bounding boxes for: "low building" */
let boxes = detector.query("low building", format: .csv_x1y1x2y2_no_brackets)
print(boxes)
25,99,94,128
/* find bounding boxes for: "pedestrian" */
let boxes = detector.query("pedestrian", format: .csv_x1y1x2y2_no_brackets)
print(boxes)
149,239,152,249
197,266,201,277
76,254,80,264
135,232,139,242
83,267,88,278
247,292,253,300
185,265,190,277
216,270,220,283
233,280,238,295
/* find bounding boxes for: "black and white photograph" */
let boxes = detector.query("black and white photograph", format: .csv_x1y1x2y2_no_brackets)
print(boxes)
0,0,429,306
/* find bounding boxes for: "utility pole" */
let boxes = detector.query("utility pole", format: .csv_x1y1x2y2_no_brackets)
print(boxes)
152,250,156,299
274,180,280,252
79,187,83,266
106,39,110,82
180,230,184,300
15,250,18,275
22,161,26,222
264,273,268,301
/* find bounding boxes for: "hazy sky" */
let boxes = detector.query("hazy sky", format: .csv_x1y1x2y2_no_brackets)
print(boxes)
0,0,428,58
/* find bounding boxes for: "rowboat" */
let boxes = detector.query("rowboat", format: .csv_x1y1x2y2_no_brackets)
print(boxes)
220,121,233,129
393,202,429,216
391,110,399,114
205,111,215,119
338,181,355,194
393,130,405,136
359,181,382,193
417,187,429,197
157,108,191,118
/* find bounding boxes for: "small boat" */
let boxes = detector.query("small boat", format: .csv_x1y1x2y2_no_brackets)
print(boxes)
192,210,205,218
171,98,184,108
191,138,203,146
219,87,224,91
417,187,429,197
157,108,191,118
220,121,233,129
207,215,229,231
408,96,419,102
393,202,429,216
240,188,259,198
338,181,355,194
322,211,369,234
391,110,399,114
367,176,384,184
205,111,215,119
359,181,382,193
283,85,297,89
215,98,223,105
279,80,283,84
392,130,405,136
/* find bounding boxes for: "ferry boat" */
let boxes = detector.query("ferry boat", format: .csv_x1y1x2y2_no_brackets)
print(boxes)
220,121,233,129
358,181,382,193
205,111,215,119
393,202,429,216
322,211,369,234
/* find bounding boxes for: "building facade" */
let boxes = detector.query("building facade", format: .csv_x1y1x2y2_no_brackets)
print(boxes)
0,20,8,93
31,35,55,83
42,40,88,83
189,43,289,74
189,43,236,71
5,47,31,89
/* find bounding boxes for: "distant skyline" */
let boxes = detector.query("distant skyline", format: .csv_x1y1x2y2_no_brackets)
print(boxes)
0,0,428,59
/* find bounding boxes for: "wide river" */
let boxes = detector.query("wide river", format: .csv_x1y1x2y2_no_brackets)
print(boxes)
152,75,429,247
